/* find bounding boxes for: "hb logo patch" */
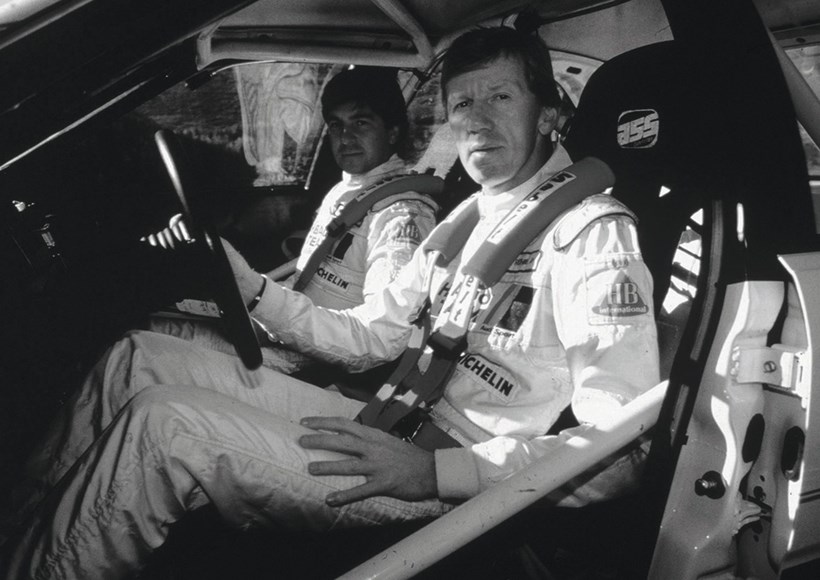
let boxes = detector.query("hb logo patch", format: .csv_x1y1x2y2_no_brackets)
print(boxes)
592,271,649,317
586,259,651,325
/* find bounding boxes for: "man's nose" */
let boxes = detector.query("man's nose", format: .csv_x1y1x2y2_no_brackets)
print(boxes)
340,125,357,144
465,102,492,133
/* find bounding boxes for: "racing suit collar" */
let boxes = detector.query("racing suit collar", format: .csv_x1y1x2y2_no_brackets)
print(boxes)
476,144,573,218
341,154,407,188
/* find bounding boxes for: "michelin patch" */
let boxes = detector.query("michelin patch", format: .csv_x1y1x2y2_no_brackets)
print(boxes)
457,352,518,399
585,255,652,325
315,266,351,290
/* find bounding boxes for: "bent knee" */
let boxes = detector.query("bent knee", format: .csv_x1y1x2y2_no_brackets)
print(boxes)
118,385,258,457
119,386,205,439
128,384,189,407
119,329,189,358
126,385,213,419
105,329,166,374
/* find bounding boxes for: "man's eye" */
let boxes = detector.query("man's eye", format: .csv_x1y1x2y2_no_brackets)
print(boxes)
451,100,470,112
492,93,511,102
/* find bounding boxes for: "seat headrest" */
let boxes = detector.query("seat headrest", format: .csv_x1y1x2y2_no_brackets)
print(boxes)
564,41,706,190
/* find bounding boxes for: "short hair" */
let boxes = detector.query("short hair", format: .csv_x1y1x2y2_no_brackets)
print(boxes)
441,27,561,112
321,67,408,146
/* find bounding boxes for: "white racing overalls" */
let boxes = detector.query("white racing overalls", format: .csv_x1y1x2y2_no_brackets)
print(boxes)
5,146,659,579
148,154,438,373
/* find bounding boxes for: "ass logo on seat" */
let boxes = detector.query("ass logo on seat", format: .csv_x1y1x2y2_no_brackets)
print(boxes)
617,109,659,149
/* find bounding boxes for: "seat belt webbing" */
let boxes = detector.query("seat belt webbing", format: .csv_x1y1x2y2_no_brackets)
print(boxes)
357,157,616,434
293,173,444,292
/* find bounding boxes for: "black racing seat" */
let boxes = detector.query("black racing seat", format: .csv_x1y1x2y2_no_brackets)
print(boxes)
499,41,715,579
522,30,807,577
564,40,708,382
564,41,703,312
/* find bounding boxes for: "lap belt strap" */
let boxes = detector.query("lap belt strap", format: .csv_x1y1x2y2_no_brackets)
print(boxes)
357,158,615,446
293,173,444,292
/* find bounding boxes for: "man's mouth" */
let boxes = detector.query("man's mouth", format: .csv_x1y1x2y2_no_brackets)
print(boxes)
469,141,500,153
469,145,499,156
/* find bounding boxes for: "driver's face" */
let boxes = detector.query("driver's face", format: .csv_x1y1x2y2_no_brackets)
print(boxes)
446,56,557,195
326,102,398,175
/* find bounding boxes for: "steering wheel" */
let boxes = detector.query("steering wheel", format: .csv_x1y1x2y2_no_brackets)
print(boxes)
154,129,263,370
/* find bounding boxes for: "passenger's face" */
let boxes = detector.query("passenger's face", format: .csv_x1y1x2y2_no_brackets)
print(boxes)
326,102,398,175
446,56,557,195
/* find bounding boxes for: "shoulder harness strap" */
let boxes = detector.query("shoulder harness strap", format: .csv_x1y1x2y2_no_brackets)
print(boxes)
422,194,481,265
357,157,616,434
293,173,444,292
432,157,616,349
447,157,615,286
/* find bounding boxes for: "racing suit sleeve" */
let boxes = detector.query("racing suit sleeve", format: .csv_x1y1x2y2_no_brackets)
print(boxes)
435,214,660,506
363,195,438,299
250,242,430,371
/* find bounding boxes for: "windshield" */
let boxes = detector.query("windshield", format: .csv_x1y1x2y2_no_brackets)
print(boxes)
136,63,444,190
134,44,820,206
136,64,335,189
134,48,601,193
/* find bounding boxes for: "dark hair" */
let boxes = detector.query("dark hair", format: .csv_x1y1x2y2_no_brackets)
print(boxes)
321,66,409,147
441,27,561,112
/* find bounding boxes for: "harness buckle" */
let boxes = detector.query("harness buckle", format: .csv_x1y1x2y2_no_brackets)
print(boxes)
391,407,431,444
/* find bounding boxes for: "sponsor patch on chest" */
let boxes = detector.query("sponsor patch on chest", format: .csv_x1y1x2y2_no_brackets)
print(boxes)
315,267,351,290
330,233,355,261
480,285,533,339
508,250,542,273
303,222,325,252
457,353,517,398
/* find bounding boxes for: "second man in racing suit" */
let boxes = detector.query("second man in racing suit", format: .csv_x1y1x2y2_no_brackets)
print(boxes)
147,67,439,373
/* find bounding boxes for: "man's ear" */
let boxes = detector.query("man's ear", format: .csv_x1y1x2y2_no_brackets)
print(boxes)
537,107,559,137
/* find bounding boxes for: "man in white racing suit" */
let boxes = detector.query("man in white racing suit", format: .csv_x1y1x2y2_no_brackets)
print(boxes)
147,67,439,373
3,27,659,579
